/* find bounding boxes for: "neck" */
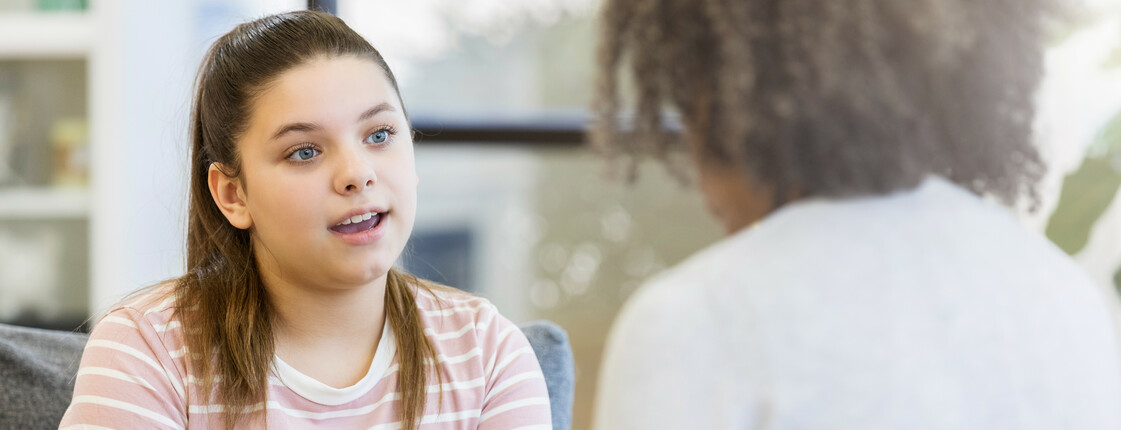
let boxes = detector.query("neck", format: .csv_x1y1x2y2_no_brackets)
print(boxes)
250,243,391,388
264,273,388,344
253,246,388,351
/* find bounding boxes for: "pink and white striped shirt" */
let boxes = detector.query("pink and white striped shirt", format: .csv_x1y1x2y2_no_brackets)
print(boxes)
59,285,552,429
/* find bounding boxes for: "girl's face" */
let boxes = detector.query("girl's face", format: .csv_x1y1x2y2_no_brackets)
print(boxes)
211,56,417,291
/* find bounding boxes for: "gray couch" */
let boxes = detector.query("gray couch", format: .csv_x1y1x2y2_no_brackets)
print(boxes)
0,321,574,429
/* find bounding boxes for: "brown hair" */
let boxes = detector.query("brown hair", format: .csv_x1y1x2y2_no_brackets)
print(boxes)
594,0,1051,207
177,10,440,429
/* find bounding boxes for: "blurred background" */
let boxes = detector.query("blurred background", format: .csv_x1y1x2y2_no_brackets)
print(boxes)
0,1,1119,428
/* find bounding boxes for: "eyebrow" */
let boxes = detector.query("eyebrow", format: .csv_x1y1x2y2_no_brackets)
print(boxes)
269,102,397,141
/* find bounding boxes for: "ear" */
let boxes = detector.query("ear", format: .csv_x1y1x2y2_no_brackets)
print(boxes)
208,163,253,229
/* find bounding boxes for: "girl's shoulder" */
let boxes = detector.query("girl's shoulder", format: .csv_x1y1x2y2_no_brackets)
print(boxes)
412,279,492,312
411,279,514,332
95,281,181,333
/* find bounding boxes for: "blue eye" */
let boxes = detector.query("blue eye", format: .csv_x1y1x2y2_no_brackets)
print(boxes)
366,129,390,144
288,147,319,161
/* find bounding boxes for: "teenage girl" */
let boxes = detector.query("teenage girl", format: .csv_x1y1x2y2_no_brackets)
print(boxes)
60,10,551,429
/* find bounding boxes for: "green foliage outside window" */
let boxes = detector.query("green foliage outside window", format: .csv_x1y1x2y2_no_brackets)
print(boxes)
1046,110,1121,292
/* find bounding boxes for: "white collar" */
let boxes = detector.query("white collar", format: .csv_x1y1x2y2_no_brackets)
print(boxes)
271,320,397,406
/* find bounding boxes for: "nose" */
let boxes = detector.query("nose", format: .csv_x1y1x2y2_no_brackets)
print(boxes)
333,144,377,194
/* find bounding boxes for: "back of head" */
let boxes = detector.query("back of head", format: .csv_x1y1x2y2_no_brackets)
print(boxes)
595,0,1050,206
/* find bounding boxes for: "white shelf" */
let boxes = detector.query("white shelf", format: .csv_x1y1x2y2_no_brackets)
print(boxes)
0,187,89,219
0,12,93,59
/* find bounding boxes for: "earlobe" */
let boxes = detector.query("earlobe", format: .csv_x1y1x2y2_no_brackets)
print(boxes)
207,163,253,229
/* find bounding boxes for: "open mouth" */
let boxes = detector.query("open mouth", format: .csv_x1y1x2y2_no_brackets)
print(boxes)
329,211,383,235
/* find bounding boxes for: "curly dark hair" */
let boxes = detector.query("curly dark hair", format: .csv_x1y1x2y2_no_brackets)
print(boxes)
593,0,1051,207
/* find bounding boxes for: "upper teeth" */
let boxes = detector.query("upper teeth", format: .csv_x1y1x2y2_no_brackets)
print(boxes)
338,212,377,226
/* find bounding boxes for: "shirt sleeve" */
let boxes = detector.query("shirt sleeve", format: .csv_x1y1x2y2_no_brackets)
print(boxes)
476,304,552,429
593,279,756,430
59,307,189,430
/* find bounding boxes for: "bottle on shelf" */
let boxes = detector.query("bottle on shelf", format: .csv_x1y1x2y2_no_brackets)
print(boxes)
49,117,87,187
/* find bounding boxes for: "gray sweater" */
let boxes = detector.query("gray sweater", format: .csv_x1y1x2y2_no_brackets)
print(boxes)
596,176,1121,429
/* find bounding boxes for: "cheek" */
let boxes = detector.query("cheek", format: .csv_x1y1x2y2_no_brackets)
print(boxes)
391,167,418,214
385,165,419,234
387,150,418,203
246,169,320,226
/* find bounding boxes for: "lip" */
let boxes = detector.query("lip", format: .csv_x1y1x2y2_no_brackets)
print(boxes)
330,206,389,246
332,205,388,227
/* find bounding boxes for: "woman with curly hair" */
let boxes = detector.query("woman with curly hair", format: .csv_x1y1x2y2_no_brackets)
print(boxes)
593,0,1121,428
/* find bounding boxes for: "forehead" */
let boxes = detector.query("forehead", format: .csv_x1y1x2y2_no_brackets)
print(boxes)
245,56,403,134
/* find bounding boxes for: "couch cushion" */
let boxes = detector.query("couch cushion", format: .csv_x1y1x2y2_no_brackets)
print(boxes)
519,320,576,430
0,323,88,430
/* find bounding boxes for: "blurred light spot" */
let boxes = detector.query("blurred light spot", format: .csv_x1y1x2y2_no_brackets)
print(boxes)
572,242,603,267
560,269,592,296
600,205,633,243
503,210,545,246
556,241,600,295
560,243,601,296
537,242,569,274
530,279,560,309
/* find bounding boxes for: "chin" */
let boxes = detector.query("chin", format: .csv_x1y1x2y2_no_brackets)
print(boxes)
355,267,393,286
320,262,387,288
